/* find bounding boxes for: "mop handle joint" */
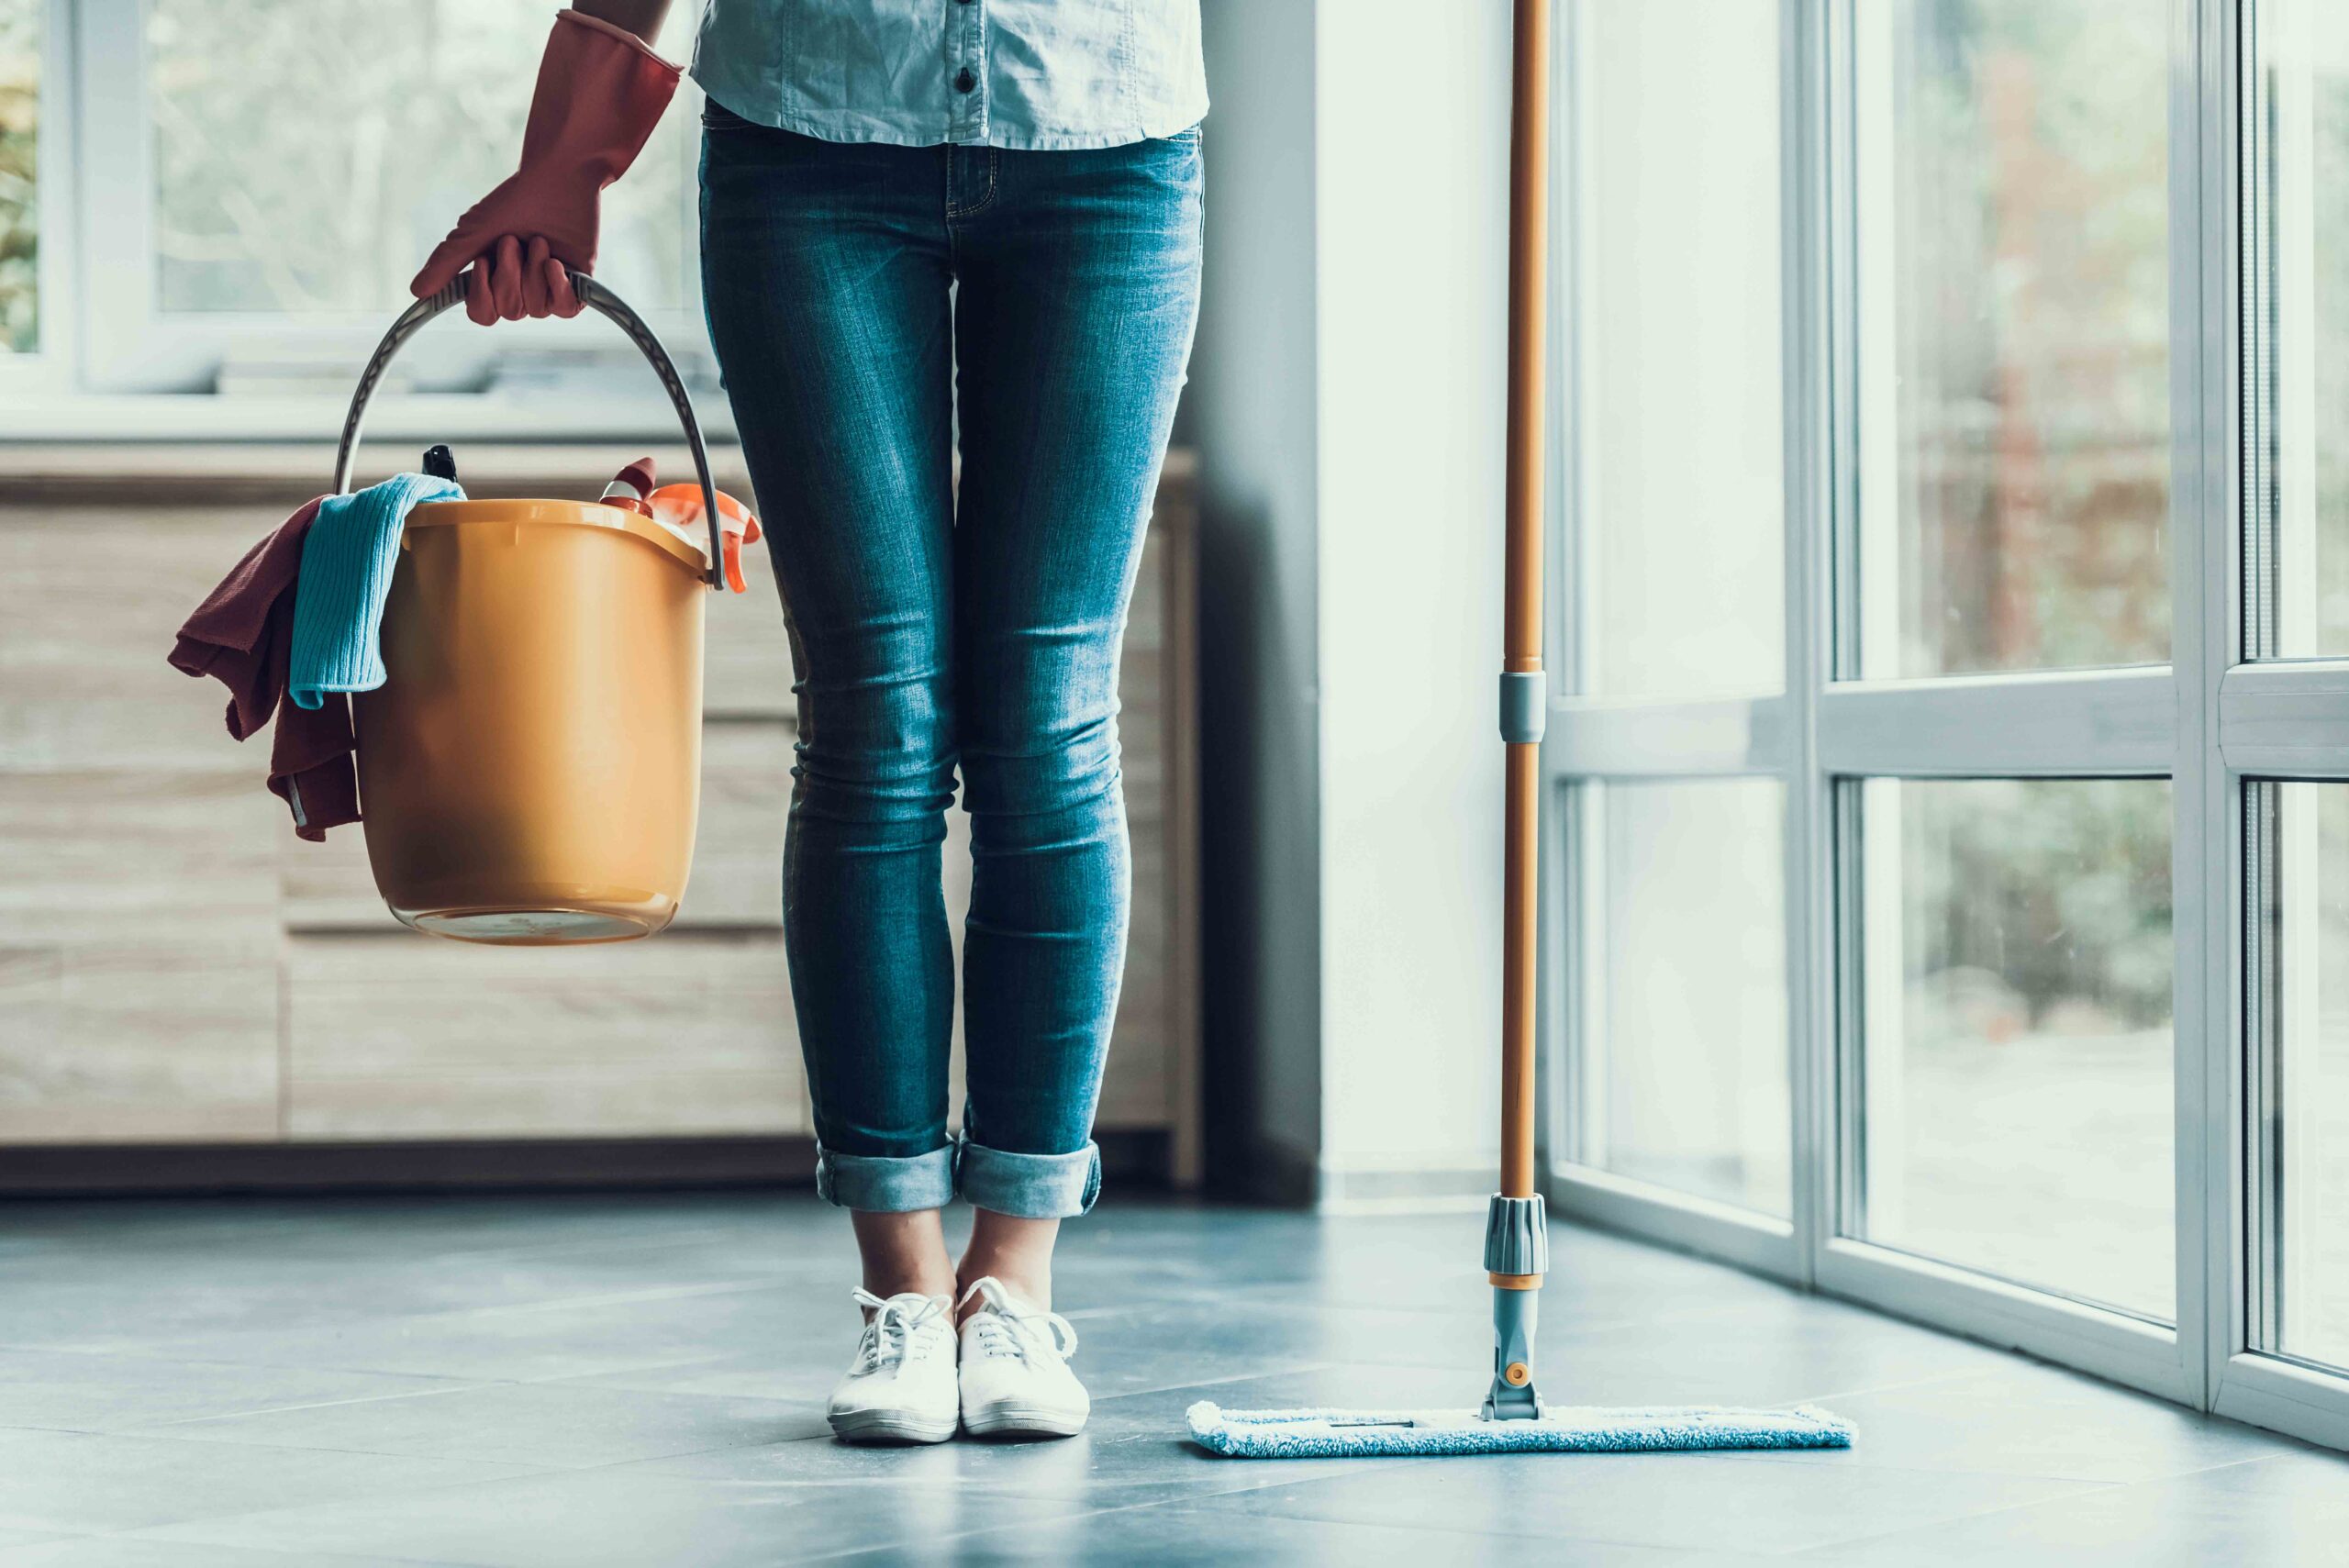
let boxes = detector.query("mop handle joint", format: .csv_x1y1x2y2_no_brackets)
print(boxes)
1497,669,1547,745
1483,1192,1550,1276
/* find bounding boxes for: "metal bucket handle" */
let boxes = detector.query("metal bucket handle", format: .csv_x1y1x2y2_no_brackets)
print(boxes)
331,265,727,589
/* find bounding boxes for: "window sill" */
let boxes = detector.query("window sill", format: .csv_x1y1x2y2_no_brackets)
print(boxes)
0,388,740,446
0,439,758,509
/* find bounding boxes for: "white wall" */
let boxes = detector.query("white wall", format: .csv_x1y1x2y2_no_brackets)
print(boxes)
1193,0,1515,1206
1312,2,1511,1203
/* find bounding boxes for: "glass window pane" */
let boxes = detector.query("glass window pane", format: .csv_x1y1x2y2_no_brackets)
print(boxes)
2258,784,2349,1371
1583,779,1789,1216
1856,777,2174,1318
0,0,36,352
1579,0,1784,698
145,2,695,314
2255,2,2349,657
1854,1,2170,678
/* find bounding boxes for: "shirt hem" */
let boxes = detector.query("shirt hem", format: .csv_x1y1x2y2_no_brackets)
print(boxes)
695,71,1206,151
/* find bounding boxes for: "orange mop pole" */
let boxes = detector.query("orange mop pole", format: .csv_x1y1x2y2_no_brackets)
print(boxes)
1482,0,1552,1422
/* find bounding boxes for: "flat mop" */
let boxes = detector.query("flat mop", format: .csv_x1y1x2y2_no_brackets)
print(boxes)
1186,0,1851,1461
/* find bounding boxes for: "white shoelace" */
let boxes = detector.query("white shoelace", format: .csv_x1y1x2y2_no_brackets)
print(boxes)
850,1287,949,1375
958,1275,1079,1365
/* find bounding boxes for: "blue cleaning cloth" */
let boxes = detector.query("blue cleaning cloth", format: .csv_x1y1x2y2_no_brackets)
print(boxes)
288,473,464,709
1186,1401,1853,1459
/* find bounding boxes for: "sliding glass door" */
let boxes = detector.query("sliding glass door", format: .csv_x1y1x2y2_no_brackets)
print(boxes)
1545,0,2349,1452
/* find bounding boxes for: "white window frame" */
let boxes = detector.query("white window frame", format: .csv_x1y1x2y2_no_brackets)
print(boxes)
4,0,714,437
0,0,77,396
1540,0,2349,1455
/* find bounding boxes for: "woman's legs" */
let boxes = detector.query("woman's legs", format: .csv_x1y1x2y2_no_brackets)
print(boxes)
704,115,1203,1336
946,133,1206,1277
701,117,961,1299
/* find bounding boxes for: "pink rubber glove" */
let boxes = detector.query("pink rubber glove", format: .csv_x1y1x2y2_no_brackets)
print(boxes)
409,9,681,325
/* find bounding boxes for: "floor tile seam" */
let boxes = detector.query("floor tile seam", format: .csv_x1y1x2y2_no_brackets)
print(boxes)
509,1380,832,1415
510,1347,846,1387
94,1421,754,1472
487,1348,852,1389
2148,1449,2349,1481
128,1381,534,1436
50,1277,817,1367
0,1531,98,1551
1148,1484,1726,1547
47,1451,596,1548
0,1284,800,1362
1765,1368,2014,1407
0,1421,587,1475
1791,1364,2343,1446
1128,1479,1781,1557
0,1515,102,1538
1734,1446,2134,1485
0,1346,492,1381
772,1486,1341,1565
324,1275,807,1325
411,1227,761,1263
972,1458,1455,1510
489,1423,862,1476
1747,1475,2142,1560
1736,1423,2325,1485
1087,1362,1352,1407
1090,1360,1352,1403
66,1526,468,1568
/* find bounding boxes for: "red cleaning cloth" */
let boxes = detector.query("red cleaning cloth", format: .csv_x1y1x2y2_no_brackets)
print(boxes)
168,497,361,841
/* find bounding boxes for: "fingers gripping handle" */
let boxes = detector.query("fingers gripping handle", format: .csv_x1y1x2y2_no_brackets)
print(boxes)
332,265,728,589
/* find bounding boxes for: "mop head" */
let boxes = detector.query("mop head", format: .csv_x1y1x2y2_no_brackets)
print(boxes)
1186,1401,1853,1459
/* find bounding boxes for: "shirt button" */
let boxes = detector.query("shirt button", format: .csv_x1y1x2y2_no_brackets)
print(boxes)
955,67,976,93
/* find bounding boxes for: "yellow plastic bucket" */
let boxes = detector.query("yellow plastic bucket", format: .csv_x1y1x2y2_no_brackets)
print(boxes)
354,499,707,943
328,266,730,945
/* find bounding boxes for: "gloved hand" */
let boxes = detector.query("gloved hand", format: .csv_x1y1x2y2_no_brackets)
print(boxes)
409,9,681,325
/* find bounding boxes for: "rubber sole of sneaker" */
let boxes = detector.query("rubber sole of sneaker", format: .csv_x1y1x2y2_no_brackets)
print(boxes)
829,1407,958,1445
961,1400,1089,1439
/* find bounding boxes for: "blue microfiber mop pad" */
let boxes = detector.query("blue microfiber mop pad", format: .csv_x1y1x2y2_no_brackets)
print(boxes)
288,473,464,709
1186,1401,1853,1459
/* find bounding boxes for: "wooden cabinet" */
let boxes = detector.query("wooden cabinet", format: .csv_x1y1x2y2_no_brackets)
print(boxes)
0,446,1198,1188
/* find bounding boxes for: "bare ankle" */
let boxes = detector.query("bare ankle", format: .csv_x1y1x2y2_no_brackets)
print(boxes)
956,1261,1052,1318
863,1264,957,1306
849,1208,954,1310
956,1209,1061,1320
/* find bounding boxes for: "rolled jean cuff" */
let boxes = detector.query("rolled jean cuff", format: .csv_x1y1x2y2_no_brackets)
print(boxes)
954,1135,1102,1219
813,1142,956,1213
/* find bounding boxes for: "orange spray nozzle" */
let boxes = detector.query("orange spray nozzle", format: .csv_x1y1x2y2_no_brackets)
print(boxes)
648,484,762,593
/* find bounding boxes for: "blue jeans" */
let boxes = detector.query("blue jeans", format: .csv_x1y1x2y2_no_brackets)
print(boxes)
699,105,1203,1219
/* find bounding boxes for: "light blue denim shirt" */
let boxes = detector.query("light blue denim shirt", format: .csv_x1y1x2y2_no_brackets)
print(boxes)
692,0,1207,151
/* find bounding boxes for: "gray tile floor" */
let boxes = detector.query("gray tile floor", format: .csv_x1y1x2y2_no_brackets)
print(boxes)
0,1193,2341,1565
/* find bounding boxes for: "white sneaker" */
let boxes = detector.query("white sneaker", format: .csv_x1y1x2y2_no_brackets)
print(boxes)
957,1276,1089,1438
827,1288,958,1444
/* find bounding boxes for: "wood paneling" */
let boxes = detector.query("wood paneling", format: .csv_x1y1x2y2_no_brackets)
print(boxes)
0,940,281,1145
0,770,280,948
284,930,803,1140
0,445,1197,1179
0,506,301,773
